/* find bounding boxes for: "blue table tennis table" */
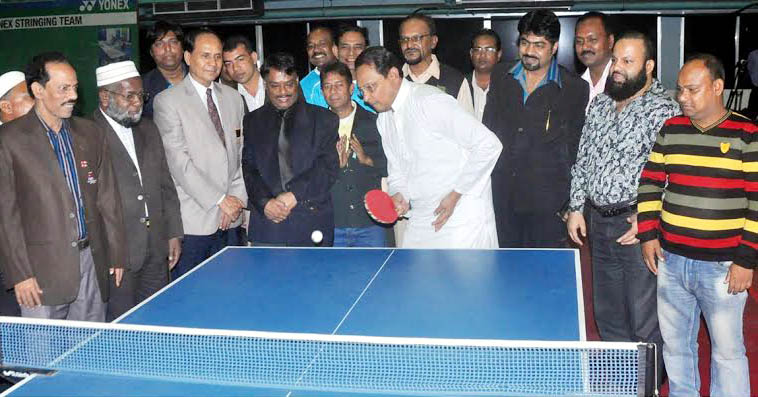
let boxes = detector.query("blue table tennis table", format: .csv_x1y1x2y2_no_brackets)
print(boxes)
2,247,605,396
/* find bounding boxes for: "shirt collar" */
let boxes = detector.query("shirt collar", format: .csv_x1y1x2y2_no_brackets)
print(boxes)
509,57,562,89
581,59,611,89
237,73,264,98
402,54,441,80
391,79,412,112
472,70,490,92
35,108,68,134
100,108,131,134
188,73,214,99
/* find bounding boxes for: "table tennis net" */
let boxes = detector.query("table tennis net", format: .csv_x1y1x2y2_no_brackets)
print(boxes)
1,317,649,396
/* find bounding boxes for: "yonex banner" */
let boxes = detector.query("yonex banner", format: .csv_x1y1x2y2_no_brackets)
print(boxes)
0,0,138,115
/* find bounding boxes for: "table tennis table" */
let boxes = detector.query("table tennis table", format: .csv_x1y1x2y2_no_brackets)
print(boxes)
1,247,648,396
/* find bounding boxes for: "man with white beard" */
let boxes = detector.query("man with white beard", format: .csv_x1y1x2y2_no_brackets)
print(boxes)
92,61,183,320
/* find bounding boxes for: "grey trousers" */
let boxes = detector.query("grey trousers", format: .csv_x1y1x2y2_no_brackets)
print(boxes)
21,247,105,322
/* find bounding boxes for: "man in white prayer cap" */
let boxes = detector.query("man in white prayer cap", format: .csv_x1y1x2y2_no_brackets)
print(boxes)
0,71,34,125
92,60,184,320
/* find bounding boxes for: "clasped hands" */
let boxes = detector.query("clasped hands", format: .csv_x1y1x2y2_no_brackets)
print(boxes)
264,192,297,223
219,195,245,230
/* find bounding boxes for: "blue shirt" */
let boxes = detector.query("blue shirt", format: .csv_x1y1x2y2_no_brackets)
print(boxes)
509,58,562,104
40,116,87,240
301,68,375,113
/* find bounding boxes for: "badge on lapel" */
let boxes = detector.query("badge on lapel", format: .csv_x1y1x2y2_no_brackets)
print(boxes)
720,142,730,154
86,171,97,184
80,160,88,168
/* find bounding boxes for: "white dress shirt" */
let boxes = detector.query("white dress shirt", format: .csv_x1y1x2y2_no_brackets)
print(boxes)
101,108,148,216
238,73,266,112
189,74,222,120
471,71,489,122
581,59,612,113
376,80,502,248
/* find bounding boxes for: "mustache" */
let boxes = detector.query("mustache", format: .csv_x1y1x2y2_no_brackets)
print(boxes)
522,55,538,61
580,50,595,57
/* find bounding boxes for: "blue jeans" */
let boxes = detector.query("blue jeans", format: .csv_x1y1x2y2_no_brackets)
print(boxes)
333,226,387,247
658,250,750,396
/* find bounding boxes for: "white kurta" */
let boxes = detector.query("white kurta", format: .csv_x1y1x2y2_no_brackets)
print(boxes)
376,80,502,248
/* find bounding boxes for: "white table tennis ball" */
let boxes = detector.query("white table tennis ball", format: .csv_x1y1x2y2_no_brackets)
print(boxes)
311,230,323,244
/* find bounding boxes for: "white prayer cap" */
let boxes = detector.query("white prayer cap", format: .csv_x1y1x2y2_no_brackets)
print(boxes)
96,61,140,87
0,71,25,98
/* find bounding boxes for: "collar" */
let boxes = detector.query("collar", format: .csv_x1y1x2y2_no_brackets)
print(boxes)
238,73,264,98
188,73,214,99
509,57,562,89
472,70,490,91
402,54,441,80
335,101,357,121
581,59,611,88
35,108,68,134
99,108,132,134
390,79,412,112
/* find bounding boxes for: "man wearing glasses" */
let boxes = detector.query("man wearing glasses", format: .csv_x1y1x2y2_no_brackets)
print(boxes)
92,61,183,321
398,14,474,115
467,29,502,122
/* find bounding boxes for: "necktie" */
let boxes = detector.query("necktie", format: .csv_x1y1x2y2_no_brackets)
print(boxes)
278,108,294,192
206,88,226,147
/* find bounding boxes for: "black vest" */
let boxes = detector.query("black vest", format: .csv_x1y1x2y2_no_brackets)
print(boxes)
405,62,465,99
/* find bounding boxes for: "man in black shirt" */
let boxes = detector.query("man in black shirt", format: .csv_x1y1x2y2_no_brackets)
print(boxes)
142,21,187,118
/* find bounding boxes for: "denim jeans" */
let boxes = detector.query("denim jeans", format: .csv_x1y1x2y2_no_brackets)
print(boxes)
658,250,750,396
333,226,387,247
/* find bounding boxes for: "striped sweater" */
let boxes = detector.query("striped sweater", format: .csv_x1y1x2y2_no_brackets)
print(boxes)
637,112,758,269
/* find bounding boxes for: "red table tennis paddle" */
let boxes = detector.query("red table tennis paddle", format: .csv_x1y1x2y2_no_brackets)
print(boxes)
364,189,398,224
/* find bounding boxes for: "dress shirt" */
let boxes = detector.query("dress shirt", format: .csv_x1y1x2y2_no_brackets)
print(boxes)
569,79,680,212
238,73,266,112
38,114,87,240
100,109,149,217
581,59,612,113
509,57,562,104
300,68,328,108
337,101,357,142
471,70,489,122
402,55,475,115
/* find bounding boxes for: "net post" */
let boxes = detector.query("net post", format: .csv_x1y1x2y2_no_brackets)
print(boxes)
637,343,659,397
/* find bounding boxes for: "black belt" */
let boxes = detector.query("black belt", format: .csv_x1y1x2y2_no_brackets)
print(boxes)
590,200,637,218
77,239,90,250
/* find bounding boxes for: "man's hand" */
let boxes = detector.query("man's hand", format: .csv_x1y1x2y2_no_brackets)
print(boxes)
617,213,639,245
725,264,754,294
277,192,297,210
219,195,244,228
167,237,181,270
264,199,289,223
566,211,586,246
350,136,373,167
641,239,664,275
109,267,124,287
391,193,410,217
336,136,349,168
432,191,462,232
15,278,42,308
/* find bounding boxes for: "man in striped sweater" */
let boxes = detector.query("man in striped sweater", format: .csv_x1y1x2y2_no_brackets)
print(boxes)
637,54,755,396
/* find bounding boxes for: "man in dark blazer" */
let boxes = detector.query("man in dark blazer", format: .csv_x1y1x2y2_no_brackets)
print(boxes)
321,61,388,247
483,9,589,248
242,52,339,246
92,61,183,321
0,52,126,321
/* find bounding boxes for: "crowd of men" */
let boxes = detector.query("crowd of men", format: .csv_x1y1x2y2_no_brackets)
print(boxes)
0,8,755,396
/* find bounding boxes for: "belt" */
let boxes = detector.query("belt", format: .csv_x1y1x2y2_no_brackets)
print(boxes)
77,238,89,250
590,199,637,218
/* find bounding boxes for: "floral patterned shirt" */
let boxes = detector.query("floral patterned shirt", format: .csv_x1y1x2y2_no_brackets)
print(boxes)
569,79,680,212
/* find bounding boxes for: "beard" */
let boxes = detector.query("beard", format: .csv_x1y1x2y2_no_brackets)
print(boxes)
106,97,142,128
606,67,647,102
403,49,423,65
520,55,541,71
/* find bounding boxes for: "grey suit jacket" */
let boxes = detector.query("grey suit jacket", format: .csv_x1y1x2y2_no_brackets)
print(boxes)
0,112,126,305
152,75,247,235
92,110,183,272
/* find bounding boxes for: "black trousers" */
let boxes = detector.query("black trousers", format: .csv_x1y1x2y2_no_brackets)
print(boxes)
588,206,664,388
106,236,169,322
0,270,20,317
497,210,567,248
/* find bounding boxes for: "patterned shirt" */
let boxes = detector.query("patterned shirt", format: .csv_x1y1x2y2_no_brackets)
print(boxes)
637,112,758,268
40,116,87,240
569,79,680,212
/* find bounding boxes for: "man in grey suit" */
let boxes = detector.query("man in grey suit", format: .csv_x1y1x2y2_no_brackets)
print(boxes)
153,28,247,278
92,61,184,321
0,52,126,321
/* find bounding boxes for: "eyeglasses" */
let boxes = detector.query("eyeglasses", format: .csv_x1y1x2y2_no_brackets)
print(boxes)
471,47,499,54
398,34,430,45
358,77,383,99
105,90,149,103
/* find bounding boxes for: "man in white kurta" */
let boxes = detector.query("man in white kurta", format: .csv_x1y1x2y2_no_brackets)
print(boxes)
355,46,502,248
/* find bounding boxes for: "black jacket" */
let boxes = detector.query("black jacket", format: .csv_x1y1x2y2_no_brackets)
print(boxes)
242,100,339,245
483,61,589,215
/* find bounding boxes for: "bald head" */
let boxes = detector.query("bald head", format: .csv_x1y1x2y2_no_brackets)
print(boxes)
676,55,725,124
